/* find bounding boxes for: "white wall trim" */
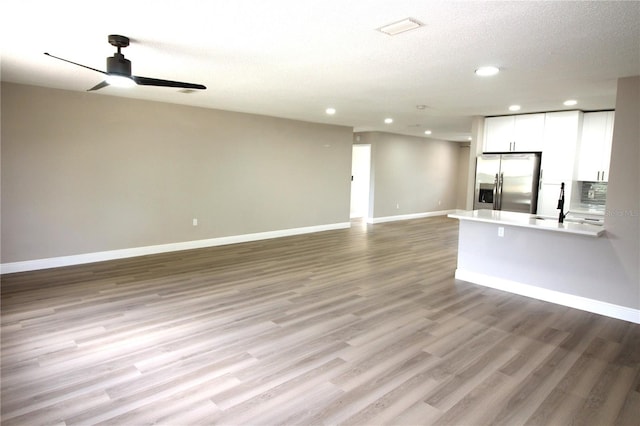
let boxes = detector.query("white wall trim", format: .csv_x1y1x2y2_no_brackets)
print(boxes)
455,269,640,324
370,209,457,224
1,222,351,274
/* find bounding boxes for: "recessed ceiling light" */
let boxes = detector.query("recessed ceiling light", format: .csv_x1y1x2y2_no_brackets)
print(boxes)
325,107,336,115
475,66,500,76
508,105,521,111
424,130,432,135
378,18,424,36
384,118,393,124
563,100,577,106
416,105,427,110
468,136,472,141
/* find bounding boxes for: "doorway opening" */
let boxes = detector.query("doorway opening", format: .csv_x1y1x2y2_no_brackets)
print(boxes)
350,144,371,219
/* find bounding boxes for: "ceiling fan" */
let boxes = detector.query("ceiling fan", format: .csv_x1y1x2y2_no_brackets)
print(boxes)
44,34,206,91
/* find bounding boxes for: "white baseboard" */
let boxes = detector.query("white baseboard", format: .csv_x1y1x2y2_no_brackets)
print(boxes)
371,209,457,224
1,222,351,274
455,269,640,324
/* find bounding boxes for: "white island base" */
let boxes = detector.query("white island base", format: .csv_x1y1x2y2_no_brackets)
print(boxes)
448,210,639,324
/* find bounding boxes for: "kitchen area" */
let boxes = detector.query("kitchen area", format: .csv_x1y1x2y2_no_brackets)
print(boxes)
448,92,639,324
472,109,614,225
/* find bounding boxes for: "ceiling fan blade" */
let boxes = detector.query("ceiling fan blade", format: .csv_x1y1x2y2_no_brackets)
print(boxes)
44,53,106,75
133,75,206,90
88,81,110,91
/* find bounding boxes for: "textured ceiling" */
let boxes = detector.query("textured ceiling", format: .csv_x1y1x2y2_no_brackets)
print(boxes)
1,1,639,141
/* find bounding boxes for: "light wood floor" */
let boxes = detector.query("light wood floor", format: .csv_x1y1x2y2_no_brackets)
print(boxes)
1,216,639,425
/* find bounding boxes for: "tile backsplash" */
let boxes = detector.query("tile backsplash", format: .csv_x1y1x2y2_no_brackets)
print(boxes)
579,181,607,206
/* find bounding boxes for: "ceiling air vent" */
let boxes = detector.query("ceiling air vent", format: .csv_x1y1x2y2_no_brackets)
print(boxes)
377,18,424,36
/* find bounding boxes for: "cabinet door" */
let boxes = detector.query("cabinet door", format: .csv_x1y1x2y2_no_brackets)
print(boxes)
513,113,545,152
537,183,561,217
536,111,580,216
540,111,581,183
484,116,514,152
576,112,608,181
600,111,615,182
537,182,574,218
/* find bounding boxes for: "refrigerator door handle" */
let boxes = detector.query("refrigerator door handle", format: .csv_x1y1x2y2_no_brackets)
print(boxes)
498,173,504,210
493,173,499,210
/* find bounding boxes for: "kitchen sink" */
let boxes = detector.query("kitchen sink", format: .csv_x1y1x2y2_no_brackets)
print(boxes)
534,216,603,226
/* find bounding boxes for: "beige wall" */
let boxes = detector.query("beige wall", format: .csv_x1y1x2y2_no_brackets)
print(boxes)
1,83,353,263
604,76,640,293
355,132,460,219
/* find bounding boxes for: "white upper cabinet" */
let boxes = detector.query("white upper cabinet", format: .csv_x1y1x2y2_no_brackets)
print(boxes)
540,111,582,183
575,111,614,182
484,116,514,152
536,111,582,217
484,113,545,152
513,114,546,151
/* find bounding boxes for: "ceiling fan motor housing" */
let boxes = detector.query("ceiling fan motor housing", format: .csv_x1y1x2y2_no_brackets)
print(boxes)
107,53,131,77
44,33,205,90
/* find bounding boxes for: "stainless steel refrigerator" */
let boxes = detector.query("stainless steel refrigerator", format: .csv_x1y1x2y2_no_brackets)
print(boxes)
473,153,541,213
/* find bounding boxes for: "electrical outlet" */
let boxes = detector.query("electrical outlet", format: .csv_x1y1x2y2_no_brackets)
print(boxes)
396,203,400,209
438,200,442,206
192,218,198,227
498,226,504,237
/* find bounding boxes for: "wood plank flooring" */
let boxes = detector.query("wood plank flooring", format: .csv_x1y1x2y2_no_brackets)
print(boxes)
1,216,639,425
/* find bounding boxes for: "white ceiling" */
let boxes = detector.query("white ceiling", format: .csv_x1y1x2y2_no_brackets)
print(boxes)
1,1,639,141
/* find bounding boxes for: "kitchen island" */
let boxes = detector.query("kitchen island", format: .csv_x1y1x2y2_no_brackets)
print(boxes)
448,210,638,323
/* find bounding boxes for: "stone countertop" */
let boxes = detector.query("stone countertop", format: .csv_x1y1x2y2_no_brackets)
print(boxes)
448,209,605,237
